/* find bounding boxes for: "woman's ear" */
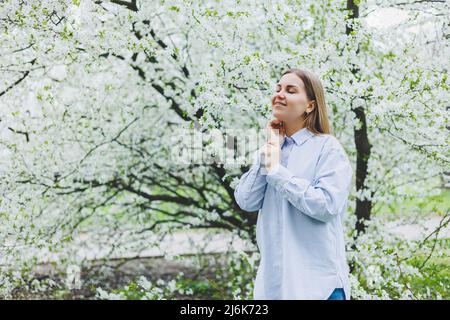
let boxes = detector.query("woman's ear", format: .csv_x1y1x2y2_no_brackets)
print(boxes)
307,100,316,113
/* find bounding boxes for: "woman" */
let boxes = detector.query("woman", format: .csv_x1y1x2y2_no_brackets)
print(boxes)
234,68,353,300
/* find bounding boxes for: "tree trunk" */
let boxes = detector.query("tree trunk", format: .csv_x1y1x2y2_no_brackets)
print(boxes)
346,0,373,235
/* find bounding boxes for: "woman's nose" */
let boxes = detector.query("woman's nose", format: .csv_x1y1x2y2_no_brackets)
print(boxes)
273,92,286,101
274,91,286,99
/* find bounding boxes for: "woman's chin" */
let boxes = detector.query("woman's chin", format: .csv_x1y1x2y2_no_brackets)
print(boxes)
272,110,286,120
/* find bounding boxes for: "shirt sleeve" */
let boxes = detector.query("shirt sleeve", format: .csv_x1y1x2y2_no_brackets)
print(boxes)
234,149,268,212
266,143,353,223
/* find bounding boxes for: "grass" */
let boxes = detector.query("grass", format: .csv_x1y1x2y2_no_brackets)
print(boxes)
374,188,450,218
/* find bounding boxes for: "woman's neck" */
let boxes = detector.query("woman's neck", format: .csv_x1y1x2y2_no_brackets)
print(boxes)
284,118,306,137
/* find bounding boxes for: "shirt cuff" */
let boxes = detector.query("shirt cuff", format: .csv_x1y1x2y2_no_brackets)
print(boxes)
267,163,281,176
266,163,293,187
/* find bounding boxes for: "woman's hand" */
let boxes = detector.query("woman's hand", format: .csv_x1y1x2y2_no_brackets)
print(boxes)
260,119,285,172
259,143,280,173
266,118,285,147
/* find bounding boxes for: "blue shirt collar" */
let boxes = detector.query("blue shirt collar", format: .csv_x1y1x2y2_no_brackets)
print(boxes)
284,127,314,147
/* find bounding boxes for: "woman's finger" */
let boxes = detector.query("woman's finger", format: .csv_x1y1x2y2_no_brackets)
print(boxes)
269,119,283,129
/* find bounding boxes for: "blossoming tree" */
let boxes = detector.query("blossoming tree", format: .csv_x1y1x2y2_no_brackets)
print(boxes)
0,0,448,298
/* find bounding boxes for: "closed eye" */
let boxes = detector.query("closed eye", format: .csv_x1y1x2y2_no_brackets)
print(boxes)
276,89,296,93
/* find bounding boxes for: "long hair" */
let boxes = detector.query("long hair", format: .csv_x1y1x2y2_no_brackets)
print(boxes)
280,68,332,135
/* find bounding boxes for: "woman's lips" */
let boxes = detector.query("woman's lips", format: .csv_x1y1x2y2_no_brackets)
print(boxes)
274,103,286,108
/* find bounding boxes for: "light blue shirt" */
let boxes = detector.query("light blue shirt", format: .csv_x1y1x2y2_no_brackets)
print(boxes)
234,127,353,300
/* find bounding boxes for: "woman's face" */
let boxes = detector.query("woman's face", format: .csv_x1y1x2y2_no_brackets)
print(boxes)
271,73,311,123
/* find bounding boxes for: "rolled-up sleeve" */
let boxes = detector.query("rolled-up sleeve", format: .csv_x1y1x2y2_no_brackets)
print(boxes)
234,150,268,212
266,145,353,223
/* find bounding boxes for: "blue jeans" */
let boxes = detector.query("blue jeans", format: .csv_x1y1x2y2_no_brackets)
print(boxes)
327,288,346,300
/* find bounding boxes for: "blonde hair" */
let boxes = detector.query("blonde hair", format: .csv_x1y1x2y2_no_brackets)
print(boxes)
280,68,332,135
